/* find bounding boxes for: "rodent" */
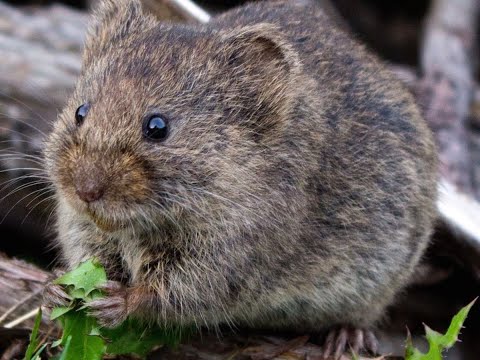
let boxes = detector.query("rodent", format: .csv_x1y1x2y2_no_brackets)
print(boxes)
43,0,437,356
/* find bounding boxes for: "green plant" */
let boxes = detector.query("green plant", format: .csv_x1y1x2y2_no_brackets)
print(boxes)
25,259,189,360
405,299,476,360
24,308,47,360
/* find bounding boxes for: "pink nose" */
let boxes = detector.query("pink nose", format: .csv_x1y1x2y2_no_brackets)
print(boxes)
75,177,105,203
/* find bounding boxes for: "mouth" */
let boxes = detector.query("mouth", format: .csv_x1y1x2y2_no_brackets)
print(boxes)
86,208,126,233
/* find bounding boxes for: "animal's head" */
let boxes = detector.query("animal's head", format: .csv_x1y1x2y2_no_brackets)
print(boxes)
45,0,303,235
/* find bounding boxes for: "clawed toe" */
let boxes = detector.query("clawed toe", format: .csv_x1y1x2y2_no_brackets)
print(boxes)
322,327,378,359
363,330,378,355
87,298,127,328
86,281,128,328
43,282,72,308
99,280,124,293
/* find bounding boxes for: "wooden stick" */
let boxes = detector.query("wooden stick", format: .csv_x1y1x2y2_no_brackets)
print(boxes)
3,308,40,329
163,0,211,23
0,253,49,328
0,290,42,326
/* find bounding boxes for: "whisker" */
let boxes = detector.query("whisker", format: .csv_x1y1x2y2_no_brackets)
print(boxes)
0,127,44,143
0,167,46,175
0,156,45,167
0,90,52,129
24,187,55,209
0,186,52,224
0,180,48,203
13,118,47,137
0,179,51,196
22,193,56,225
0,139,40,146
0,173,50,191
28,75,73,108
0,148,45,160
44,201,59,230
0,152,44,160
0,176,31,192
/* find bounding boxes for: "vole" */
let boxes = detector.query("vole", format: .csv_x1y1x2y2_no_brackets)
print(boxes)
43,0,437,357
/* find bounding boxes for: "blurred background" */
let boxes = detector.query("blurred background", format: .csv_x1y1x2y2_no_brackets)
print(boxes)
1,0,480,359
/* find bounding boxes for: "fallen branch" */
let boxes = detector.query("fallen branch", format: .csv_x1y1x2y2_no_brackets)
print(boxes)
162,0,211,23
0,254,48,329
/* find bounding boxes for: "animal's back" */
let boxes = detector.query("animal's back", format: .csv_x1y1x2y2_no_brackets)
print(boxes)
213,0,438,328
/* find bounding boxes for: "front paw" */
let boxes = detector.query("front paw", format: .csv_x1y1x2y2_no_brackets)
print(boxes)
43,269,72,308
43,281,72,308
86,280,129,328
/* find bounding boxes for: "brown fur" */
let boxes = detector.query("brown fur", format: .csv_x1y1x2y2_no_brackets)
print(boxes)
44,0,437,335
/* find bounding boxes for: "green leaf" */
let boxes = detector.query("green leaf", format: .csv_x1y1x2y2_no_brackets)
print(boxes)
69,288,87,300
51,306,73,320
102,320,189,356
57,336,72,360
31,343,48,360
440,298,476,347
405,328,424,360
88,326,102,337
55,310,105,360
54,259,107,297
24,308,42,360
405,298,476,360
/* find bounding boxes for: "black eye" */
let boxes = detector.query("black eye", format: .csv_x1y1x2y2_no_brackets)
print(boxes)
75,103,90,126
143,114,169,141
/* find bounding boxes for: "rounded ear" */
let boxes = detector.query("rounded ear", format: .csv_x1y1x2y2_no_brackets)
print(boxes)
221,23,301,78
219,23,302,128
83,0,156,67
